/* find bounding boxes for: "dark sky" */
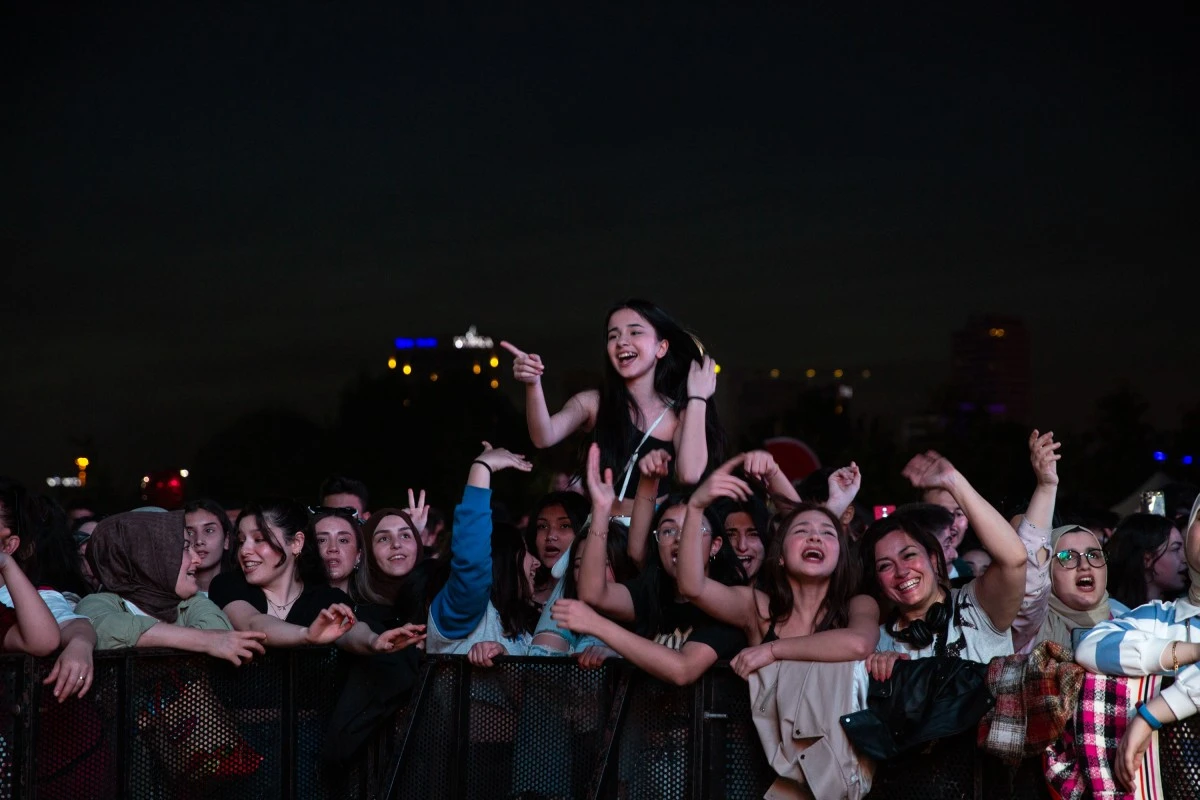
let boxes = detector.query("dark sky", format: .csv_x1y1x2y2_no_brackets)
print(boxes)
3,3,1197,489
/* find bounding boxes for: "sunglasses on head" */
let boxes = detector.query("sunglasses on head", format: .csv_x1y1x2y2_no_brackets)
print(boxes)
308,505,360,520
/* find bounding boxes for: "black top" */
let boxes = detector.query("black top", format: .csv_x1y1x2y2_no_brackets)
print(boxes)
624,573,746,659
762,620,779,644
209,571,351,627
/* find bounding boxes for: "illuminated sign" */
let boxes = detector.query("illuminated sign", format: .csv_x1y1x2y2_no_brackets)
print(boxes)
453,326,494,350
46,476,83,487
394,337,438,350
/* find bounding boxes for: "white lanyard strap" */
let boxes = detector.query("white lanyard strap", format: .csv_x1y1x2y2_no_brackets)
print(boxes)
616,406,671,503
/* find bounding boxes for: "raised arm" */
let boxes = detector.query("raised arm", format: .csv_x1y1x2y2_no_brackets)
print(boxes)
628,449,671,568
0,552,60,656
502,340,596,448
430,443,532,638
729,594,880,679
1010,430,1059,652
552,598,721,686
824,463,862,519
673,355,719,484
1022,430,1060,530
576,444,636,622
904,451,1026,631
676,455,759,631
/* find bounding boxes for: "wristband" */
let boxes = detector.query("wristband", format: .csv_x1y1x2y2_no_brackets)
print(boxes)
1172,641,1180,673
1137,703,1163,731
471,460,492,475
687,396,708,404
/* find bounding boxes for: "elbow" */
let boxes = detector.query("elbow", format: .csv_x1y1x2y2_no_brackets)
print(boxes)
667,665,699,687
849,638,876,662
675,464,703,486
530,434,550,449
30,633,62,658
577,583,601,607
676,581,702,603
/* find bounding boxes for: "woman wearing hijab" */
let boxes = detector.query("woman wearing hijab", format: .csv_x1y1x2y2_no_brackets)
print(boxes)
1075,495,1200,792
76,510,268,664
1029,524,1128,651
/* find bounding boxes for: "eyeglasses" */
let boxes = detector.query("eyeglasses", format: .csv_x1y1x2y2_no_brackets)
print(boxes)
308,505,360,520
652,525,710,543
1054,548,1106,569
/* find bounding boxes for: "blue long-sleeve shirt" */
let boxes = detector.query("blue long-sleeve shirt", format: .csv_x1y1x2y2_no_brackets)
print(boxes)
427,485,493,640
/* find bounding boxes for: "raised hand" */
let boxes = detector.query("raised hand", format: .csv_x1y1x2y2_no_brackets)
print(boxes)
1027,430,1061,487
467,640,506,668
306,603,357,645
638,448,673,480
741,450,781,486
688,454,751,510
405,488,431,533
474,441,533,474
730,642,777,680
585,442,616,512
207,630,268,666
373,623,427,652
901,451,959,493
500,341,544,385
686,355,718,401
827,462,863,508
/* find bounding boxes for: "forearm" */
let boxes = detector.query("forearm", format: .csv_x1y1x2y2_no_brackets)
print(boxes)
335,621,379,655
239,611,310,647
1,564,60,655
1022,481,1058,531
675,505,709,600
768,628,875,663
1075,619,1188,675
952,474,1025,568
674,402,709,485
627,474,658,568
577,522,631,618
137,623,215,655
767,470,800,503
59,618,97,650
585,615,711,686
525,383,556,448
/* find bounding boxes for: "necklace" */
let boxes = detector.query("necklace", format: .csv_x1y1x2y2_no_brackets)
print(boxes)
266,586,301,618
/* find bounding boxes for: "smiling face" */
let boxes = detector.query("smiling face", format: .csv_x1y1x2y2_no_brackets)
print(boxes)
874,530,942,613
607,308,669,381
370,514,421,579
1051,530,1108,611
175,540,201,599
236,516,300,587
534,504,576,570
725,511,765,579
186,509,228,572
316,516,360,584
1146,527,1187,597
779,509,840,579
924,489,968,547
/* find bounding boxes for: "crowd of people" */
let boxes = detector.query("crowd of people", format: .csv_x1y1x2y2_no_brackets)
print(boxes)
2,299,1197,797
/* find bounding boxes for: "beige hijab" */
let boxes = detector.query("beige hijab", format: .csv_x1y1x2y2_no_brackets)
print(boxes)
1035,525,1112,650
1186,495,1200,605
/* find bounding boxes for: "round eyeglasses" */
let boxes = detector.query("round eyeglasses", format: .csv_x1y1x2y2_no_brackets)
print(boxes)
1053,548,1106,569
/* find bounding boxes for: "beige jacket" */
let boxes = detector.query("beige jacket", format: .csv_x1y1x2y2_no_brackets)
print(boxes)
748,659,874,800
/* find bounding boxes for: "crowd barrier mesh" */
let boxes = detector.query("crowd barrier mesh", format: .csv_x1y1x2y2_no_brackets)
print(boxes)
2,650,1198,799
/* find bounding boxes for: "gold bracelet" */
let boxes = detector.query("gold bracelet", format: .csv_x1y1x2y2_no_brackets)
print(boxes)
1172,641,1180,673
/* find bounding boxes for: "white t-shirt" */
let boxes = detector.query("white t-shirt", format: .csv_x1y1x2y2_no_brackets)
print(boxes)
0,586,88,625
876,581,1013,663
426,600,531,656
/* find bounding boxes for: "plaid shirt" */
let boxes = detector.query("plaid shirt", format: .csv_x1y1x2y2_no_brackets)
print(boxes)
1045,672,1165,800
978,640,1084,764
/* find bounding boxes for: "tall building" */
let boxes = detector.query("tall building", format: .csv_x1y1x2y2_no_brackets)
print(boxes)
950,315,1032,422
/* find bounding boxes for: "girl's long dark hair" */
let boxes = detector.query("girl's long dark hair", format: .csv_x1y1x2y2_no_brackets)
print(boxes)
1105,513,1179,608
635,500,745,638
758,504,857,632
0,480,92,599
490,522,540,638
592,299,727,484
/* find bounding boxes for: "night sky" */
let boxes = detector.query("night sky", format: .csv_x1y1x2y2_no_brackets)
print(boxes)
3,3,1197,490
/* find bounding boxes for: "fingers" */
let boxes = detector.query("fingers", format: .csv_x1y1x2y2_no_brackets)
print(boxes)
408,488,416,508
499,340,527,359
714,453,748,475
480,441,493,452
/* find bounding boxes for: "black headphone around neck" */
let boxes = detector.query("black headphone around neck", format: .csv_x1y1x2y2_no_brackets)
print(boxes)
886,600,951,650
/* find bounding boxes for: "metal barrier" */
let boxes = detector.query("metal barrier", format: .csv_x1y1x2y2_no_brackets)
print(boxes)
2,650,1197,799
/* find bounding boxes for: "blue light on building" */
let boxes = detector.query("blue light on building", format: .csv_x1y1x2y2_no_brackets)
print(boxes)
1152,451,1166,462
1184,455,1194,466
395,338,415,349
416,338,438,348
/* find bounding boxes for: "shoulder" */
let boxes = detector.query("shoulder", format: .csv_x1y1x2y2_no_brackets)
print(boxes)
848,594,880,618
209,571,261,609
76,592,125,614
